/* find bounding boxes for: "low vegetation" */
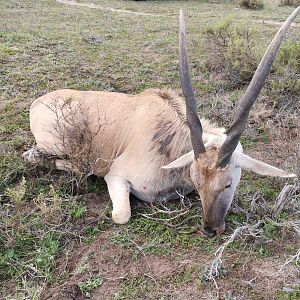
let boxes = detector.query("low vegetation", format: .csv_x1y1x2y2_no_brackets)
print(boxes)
203,15,300,95
267,40,300,107
203,16,259,88
0,0,299,299
202,14,300,137
280,0,300,7
238,0,264,10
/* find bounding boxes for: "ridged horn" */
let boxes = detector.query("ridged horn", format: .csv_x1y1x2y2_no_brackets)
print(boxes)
217,6,300,168
179,9,205,158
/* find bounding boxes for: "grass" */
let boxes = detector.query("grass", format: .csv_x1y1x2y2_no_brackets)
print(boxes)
110,203,217,256
113,270,196,300
0,0,299,299
277,284,300,300
78,273,103,298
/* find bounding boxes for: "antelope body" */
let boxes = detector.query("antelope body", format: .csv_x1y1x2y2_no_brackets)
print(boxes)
24,8,299,237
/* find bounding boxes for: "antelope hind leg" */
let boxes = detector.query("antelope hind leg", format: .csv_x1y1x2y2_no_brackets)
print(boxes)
104,175,131,224
55,159,77,172
23,147,76,172
22,147,45,165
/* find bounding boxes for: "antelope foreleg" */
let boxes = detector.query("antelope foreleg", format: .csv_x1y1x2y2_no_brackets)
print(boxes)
104,175,131,224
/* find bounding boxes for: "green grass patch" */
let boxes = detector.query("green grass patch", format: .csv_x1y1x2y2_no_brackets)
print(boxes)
239,174,281,199
277,285,300,300
78,273,103,298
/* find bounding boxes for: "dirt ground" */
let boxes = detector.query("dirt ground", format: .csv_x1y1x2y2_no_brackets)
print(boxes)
41,193,299,300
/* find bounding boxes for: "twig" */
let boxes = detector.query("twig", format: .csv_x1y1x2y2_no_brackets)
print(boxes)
204,221,262,285
279,249,300,272
273,183,300,217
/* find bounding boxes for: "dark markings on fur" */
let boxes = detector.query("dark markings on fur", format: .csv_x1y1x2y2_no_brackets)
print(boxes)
152,120,172,141
168,169,181,182
152,121,176,157
158,132,175,156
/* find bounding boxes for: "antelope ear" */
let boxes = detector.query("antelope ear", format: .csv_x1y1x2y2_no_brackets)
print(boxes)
162,151,194,169
234,152,296,178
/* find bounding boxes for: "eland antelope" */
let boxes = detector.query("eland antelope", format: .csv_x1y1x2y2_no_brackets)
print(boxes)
23,8,299,237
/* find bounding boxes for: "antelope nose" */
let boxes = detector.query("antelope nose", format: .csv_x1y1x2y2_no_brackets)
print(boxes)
203,226,216,238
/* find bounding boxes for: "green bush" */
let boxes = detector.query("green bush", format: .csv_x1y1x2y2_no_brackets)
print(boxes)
203,16,259,88
203,15,300,100
238,0,264,9
266,41,300,104
280,0,300,6
277,41,300,71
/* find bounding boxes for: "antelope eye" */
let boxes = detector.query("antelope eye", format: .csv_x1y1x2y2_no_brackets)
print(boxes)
225,181,232,189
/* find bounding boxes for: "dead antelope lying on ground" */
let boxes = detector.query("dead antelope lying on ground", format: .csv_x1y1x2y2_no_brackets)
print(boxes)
24,8,299,237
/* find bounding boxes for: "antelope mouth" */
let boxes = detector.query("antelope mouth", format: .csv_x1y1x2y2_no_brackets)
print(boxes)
202,223,226,238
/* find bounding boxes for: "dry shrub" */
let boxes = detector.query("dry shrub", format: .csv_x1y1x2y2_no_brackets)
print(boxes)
238,0,264,9
45,97,107,191
203,16,259,88
266,41,300,108
34,186,63,224
278,41,300,71
4,176,26,207
280,0,300,6
203,16,300,101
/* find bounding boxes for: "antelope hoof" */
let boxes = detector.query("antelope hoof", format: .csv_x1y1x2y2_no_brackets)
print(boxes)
22,148,42,164
112,210,131,224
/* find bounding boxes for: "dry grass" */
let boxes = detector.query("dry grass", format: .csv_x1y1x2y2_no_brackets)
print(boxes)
238,0,264,10
1,0,299,299
280,0,300,6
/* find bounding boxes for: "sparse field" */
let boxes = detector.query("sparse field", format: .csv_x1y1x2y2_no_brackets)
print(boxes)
0,1,299,299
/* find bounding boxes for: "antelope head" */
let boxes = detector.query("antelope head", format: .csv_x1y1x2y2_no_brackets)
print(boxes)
163,9,299,237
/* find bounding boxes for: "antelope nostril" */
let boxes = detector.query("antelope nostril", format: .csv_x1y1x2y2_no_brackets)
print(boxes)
203,226,216,238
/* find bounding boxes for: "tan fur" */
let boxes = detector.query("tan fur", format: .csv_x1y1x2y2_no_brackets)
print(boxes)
29,88,223,178
197,147,219,170
26,87,295,232
195,148,227,206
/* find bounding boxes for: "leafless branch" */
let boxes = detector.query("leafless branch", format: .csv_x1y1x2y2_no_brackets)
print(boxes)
203,221,262,284
273,183,300,217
